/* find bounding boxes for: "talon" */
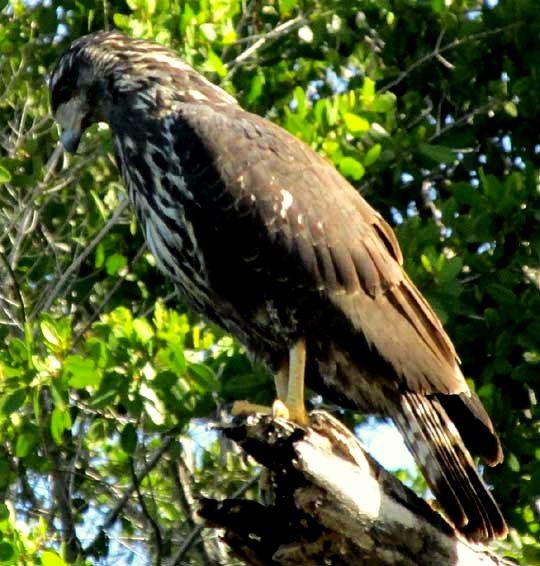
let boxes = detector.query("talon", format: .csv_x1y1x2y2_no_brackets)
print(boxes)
272,399,290,419
286,405,310,426
232,337,310,426
231,400,273,416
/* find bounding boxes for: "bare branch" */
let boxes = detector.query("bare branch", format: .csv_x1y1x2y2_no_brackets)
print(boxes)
39,390,82,562
381,24,519,94
225,14,311,74
129,456,164,565
0,249,27,328
84,434,174,558
72,243,147,345
31,197,130,318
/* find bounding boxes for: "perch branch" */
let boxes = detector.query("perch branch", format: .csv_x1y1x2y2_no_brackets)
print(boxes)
200,411,512,566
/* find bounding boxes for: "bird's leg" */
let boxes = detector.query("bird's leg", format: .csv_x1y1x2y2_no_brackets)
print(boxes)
272,337,309,425
274,362,289,401
232,338,309,426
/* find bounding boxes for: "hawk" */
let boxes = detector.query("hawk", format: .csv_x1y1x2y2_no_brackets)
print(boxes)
49,31,507,540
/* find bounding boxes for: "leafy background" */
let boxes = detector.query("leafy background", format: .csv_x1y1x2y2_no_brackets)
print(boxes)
0,0,539,564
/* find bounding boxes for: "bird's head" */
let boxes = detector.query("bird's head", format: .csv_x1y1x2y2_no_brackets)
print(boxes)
50,31,238,153
49,31,122,153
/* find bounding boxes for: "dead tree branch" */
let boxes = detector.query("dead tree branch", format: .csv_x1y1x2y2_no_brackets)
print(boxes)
200,412,512,566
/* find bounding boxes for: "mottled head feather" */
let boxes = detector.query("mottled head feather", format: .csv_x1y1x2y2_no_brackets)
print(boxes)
50,30,237,117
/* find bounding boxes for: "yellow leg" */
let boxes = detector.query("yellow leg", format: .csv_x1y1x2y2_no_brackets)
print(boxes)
285,337,309,425
272,337,309,425
274,363,288,401
233,337,309,426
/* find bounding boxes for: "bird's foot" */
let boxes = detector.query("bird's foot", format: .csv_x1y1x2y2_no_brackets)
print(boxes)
231,400,273,416
272,399,310,426
231,399,310,426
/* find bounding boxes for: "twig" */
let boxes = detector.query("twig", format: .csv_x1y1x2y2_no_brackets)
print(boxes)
169,475,258,566
39,389,82,562
84,434,174,558
129,456,164,565
381,24,519,94
428,100,500,143
168,456,225,565
72,243,147,345
225,14,311,73
0,250,26,327
31,197,130,318
221,0,257,63
0,146,99,256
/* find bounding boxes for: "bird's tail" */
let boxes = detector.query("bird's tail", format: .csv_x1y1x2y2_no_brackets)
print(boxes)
394,392,507,541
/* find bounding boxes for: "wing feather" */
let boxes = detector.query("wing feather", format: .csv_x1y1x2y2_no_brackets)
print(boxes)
177,103,465,395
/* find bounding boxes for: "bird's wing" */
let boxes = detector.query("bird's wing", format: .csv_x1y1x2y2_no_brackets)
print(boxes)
175,103,466,396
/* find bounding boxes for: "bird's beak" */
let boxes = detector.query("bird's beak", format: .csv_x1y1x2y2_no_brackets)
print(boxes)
54,97,84,153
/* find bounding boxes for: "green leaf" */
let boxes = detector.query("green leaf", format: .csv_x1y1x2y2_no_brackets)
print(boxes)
91,372,123,408
120,423,137,454
364,144,381,167
145,0,157,16
112,12,130,30
206,49,227,78
0,542,14,562
372,92,396,113
41,550,69,566
2,389,26,416
279,0,297,13
16,432,36,458
50,407,71,445
420,254,432,273
293,86,306,113
0,165,11,183
485,283,517,308
507,452,520,472
342,112,370,135
361,77,375,108
40,319,61,347
86,337,109,368
105,253,127,276
0,503,9,522
503,101,518,117
7,337,28,362
133,318,154,345
189,362,215,391
451,181,478,206
339,157,365,180
438,257,463,283
64,355,101,388
479,170,505,201
418,144,455,164
95,242,105,268
246,71,264,104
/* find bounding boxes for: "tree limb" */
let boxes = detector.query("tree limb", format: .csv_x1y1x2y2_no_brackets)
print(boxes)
200,412,512,566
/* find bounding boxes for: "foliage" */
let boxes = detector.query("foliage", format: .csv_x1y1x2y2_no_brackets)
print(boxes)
0,0,539,563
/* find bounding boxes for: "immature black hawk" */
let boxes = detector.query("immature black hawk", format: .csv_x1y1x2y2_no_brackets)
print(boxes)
49,31,507,540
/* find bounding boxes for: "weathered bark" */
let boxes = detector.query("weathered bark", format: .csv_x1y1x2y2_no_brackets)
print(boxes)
199,411,512,566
